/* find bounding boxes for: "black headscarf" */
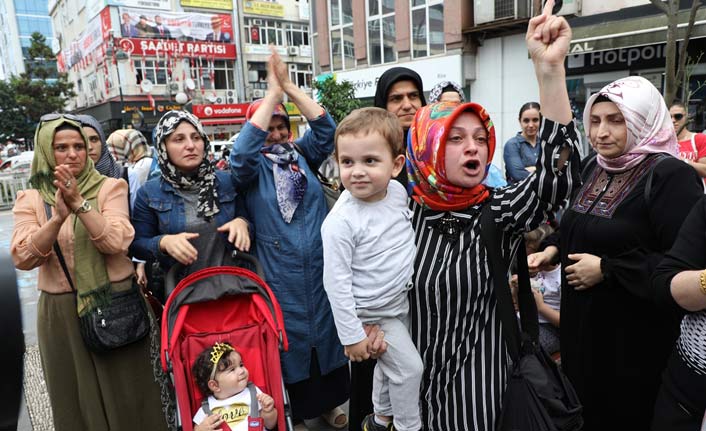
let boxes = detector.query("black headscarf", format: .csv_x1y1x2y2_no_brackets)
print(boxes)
373,67,427,188
373,67,427,110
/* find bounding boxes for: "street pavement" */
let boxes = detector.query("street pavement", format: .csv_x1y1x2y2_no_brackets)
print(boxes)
5,209,347,431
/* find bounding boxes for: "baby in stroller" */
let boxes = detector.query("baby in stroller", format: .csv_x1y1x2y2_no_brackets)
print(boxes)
192,342,277,431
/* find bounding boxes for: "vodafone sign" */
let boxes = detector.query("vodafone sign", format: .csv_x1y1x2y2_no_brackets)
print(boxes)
117,38,236,59
193,103,249,119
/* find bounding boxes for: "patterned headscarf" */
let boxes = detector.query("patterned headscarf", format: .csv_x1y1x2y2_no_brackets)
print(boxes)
29,117,110,317
245,100,306,223
429,81,466,103
153,110,219,220
106,129,152,166
76,115,122,178
407,102,496,211
583,76,678,173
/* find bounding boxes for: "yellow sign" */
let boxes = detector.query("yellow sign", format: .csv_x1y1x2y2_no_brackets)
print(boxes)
180,0,233,10
243,1,284,17
284,102,301,116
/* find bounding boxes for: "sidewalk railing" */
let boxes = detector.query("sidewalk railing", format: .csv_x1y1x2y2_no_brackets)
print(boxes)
0,174,29,210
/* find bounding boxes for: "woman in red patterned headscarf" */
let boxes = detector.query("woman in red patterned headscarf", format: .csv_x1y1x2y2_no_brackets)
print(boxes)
402,4,582,430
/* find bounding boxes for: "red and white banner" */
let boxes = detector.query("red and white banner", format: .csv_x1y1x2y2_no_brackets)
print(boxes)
193,103,249,119
57,7,111,72
118,7,233,42
116,38,236,59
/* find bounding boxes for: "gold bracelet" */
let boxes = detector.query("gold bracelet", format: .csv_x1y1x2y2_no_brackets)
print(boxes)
700,270,706,296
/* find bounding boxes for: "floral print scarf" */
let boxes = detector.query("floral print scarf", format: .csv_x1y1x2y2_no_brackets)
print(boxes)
261,143,307,223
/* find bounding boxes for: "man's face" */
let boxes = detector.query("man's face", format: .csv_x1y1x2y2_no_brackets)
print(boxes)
122,13,130,24
386,80,422,130
155,16,163,25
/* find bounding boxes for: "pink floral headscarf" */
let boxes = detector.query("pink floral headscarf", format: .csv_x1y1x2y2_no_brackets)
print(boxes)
583,76,678,173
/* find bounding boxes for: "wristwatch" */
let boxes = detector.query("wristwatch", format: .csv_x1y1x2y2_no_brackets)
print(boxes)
74,199,92,214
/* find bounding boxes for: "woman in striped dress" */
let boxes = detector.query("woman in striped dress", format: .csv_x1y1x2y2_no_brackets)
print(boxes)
404,5,579,430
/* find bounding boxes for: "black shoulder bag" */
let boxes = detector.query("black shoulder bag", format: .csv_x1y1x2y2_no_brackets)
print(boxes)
479,206,583,431
45,203,150,354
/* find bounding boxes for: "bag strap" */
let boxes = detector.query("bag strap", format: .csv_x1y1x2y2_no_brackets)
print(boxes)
44,203,76,292
479,205,538,362
644,153,670,204
246,381,260,418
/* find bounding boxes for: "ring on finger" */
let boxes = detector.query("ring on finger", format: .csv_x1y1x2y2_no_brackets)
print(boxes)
64,179,72,187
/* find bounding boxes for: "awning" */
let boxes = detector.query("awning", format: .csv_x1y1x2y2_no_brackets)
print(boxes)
569,8,706,54
200,118,245,126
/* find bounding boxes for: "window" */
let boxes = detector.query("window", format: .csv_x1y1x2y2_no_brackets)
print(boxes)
411,0,444,58
329,0,355,71
212,60,236,90
244,18,284,46
367,0,396,65
15,0,47,14
284,23,310,47
248,62,268,89
135,59,168,85
289,63,312,89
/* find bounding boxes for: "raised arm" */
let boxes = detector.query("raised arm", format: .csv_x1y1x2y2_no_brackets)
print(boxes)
269,46,324,120
526,0,572,125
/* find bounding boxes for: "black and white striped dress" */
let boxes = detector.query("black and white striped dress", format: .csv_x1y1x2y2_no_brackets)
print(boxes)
409,118,581,431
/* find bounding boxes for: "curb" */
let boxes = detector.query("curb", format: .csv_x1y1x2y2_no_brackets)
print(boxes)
23,344,54,431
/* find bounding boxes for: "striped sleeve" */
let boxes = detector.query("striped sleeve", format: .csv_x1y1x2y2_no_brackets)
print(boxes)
491,117,581,234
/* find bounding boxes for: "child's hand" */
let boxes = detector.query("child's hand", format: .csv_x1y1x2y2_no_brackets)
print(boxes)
344,339,370,362
258,393,275,413
194,414,224,431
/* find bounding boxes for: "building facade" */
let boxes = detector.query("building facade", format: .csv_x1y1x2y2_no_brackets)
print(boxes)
0,0,56,80
49,0,315,142
466,0,706,165
312,0,471,103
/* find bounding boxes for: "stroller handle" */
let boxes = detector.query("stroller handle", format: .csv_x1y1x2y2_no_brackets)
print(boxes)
164,250,267,298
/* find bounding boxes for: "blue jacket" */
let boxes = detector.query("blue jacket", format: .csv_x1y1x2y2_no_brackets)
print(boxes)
503,133,542,183
130,170,246,269
230,114,347,383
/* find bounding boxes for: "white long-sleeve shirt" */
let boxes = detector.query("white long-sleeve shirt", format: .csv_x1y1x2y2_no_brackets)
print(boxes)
321,180,416,345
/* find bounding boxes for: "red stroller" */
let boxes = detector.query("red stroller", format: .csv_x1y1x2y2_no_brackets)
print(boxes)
160,252,294,431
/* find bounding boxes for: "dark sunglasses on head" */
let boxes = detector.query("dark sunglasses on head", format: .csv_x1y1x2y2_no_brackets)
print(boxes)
39,113,81,123
671,113,685,121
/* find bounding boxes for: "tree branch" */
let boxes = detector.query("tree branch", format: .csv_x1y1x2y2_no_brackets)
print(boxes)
649,0,670,14
676,0,702,97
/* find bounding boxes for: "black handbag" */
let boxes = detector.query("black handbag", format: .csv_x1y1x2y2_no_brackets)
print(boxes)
479,206,583,431
46,203,150,354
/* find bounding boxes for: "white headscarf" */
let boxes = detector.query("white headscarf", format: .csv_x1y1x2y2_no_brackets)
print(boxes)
583,76,678,173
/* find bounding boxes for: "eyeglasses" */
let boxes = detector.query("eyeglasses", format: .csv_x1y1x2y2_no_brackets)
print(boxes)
671,113,685,121
39,113,81,123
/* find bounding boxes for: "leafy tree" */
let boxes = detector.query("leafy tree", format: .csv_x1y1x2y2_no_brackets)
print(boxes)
6,32,76,145
312,76,361,124
0,80,33,144
649,0,702,104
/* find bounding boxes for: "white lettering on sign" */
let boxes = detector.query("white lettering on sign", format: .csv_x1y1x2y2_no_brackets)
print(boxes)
586,44,666,68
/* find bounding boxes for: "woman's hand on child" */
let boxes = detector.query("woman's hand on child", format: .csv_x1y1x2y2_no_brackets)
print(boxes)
217,217,251,252
159,232,199,265
345,338,371,362
528,246,559,274
258,393,275,413
566,253,603,290
195,414,224,431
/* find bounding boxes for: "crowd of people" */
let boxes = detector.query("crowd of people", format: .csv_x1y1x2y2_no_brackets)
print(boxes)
10,3,706,431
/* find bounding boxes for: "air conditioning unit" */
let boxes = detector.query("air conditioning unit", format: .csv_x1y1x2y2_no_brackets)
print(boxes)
474,0,531,25
288,63,297,71
252,19,263,26
287,46,300,56
555,0,580,16
228,97,234,103
216,97,223,104
253,89,265,98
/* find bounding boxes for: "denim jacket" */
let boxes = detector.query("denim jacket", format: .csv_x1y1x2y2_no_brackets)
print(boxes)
503,133,542,183
229,114,348,383
129,170,247,269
